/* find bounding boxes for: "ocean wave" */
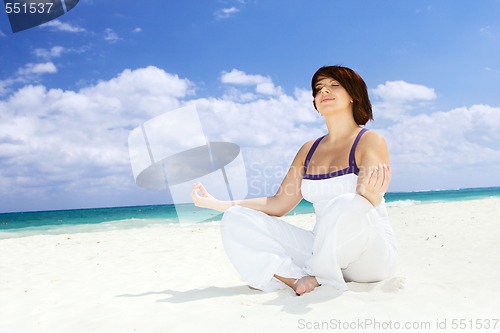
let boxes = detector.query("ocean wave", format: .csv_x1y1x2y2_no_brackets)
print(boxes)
0,217,180,240
386,200,421,207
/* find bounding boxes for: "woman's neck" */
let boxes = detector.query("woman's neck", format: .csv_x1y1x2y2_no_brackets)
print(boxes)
323,111,360,142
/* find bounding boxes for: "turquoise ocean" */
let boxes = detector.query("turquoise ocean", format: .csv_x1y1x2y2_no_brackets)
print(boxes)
1,186,499,239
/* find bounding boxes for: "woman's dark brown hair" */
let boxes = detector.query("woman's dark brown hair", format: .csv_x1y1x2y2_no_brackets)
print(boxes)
311,65,373,125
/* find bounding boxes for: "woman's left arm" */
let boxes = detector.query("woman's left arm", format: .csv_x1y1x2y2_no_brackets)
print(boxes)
356,131,392,206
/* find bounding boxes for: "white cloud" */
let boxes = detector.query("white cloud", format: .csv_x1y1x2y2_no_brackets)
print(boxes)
0,66,194,211
104,28,122,43
221,87,258,102
371,80,437,120
221,69,284,97
221,69,269,85
370,81,500,190
2,56,68,94
133,27,142,33
89,66,193,100
372,80,436,102
380,104,500,190
33,46,66,59
42,20,85,32
17,62,57,76
215,6,239,19
256,82,283,96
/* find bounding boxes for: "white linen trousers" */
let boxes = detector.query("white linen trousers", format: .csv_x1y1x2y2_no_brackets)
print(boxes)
220,174,397,292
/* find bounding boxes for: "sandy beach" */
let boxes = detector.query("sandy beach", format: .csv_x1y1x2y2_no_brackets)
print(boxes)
1,198,499,333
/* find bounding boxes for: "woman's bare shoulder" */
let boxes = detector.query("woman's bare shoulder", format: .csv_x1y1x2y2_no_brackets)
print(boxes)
298,138,317,155
290,138,318,165
359,129,388,149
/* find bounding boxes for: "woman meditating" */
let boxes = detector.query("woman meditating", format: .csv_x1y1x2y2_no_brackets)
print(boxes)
191,65,397,296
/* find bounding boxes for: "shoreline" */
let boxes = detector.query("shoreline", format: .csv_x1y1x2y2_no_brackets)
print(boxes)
1,198,499,332
1,196,499,236
2,185,500,216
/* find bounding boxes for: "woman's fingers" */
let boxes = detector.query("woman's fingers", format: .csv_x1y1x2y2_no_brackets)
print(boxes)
198,182,209,197
190,183,199,200
384,165,392,190
368,164,391,193
377,164,384,188
191,182,213,203
378,164,386,189
191,182,204,200
368,165,380,188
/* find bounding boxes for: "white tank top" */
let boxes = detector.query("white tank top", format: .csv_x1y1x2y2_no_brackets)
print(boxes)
300,129,396,248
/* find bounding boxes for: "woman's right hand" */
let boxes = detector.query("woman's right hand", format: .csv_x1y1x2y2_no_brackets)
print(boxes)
190,182,221,211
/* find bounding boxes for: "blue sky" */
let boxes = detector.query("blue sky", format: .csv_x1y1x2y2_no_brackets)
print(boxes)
1,0,499,213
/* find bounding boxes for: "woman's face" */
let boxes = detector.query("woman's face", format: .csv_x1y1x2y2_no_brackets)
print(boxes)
313,76,352,116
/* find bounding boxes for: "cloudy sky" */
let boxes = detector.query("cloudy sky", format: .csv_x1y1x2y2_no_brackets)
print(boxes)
1,0,499,213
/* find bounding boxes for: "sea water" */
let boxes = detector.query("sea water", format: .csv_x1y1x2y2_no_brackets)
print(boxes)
1,186,499,239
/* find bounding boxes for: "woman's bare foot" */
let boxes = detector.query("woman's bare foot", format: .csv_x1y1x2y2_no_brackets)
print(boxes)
294,276,320,296
274,274,320,296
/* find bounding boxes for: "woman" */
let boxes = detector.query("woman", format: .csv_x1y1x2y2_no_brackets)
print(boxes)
191,65,397,296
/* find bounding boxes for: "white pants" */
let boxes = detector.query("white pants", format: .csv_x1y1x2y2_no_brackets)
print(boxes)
220,193,397,292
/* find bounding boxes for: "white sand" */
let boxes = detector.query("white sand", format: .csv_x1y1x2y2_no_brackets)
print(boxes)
1,198,499,333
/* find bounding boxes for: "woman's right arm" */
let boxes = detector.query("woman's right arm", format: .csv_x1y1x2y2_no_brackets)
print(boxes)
190,141,312,217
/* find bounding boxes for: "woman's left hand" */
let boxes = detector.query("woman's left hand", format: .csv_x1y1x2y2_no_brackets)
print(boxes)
367,163,392,194
358,163,391,206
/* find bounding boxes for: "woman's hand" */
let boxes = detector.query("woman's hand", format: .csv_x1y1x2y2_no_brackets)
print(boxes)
191,182,222,211
367,163,392,194
358,163,392,206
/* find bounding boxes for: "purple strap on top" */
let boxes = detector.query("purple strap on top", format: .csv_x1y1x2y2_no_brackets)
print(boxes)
303,128,368,180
